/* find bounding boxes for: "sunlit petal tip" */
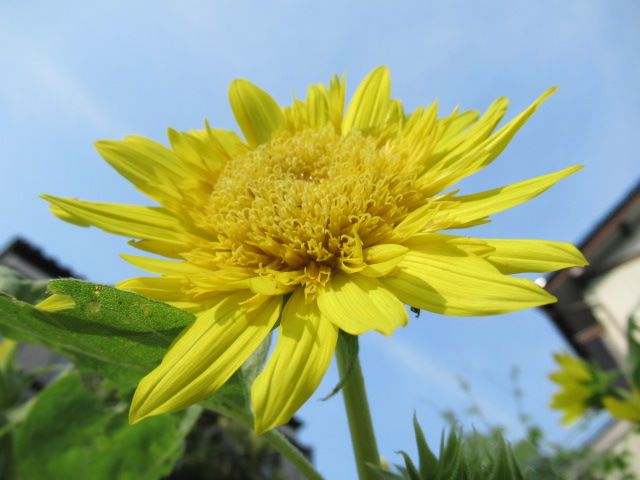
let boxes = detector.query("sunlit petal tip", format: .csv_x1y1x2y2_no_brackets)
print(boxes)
538,290,557,306
39,193,57,203
343,66,392,134
229,78,285,147
36,293,76,312
93,139,111,151
369,65,390,77
128,386,154,425
128,376,176,425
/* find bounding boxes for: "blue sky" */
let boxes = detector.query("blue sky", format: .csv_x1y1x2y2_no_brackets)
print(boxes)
1,1,639,478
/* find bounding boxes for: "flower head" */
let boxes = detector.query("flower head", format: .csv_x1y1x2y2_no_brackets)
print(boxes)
44,67,587,433
549,352,615,424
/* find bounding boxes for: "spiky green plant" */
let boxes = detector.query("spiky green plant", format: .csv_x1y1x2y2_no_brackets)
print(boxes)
369,415,526,480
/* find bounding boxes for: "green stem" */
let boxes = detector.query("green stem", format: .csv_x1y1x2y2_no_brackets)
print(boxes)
261,429,324,480
336,335,380,480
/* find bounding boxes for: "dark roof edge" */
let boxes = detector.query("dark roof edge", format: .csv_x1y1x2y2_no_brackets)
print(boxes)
546,180,640,291
0,237,80,278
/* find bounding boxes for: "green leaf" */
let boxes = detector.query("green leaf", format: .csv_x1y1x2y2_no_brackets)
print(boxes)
490,436,510,480
0,279,192,389
388,416,529,480
413,413,438,478
397,451,421,480
367,462,405,480
321,331,359,401
13,371,200,480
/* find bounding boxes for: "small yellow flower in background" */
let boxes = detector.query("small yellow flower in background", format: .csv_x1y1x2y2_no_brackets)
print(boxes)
603,388,640,423
549,352,596,424
43,67,587,433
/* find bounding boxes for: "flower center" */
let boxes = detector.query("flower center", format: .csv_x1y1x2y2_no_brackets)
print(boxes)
207,128,424,294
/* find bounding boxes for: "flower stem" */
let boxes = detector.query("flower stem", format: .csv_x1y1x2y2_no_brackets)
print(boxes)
261,428,324,480
335,335,380,480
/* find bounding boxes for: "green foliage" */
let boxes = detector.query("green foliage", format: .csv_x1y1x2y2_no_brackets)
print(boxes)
369,415,526,480
13,371,200,480
0,279,192,389
0,338,24,480
0,274,303,479
169,411,291,480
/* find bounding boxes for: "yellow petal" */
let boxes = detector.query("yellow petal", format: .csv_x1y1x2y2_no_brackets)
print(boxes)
440,97,509,158
120,255,206,276
249,276,297,296
167,128,230,179
127,239,188,259
380,246,556,316
95,137,186,206
117,277,191,302
169,125,247,172
342,66,392,135
435,166,582,229
251,288,338,434
430,89,556,189
317,272,408,335
458,238,588,274
430,109,482,159
383,201,445,244
361,244,408,277
35,293,76,312
130,291,281,423
304,84,330,128
41,195,190,250
468,88,556,169
328,74,346,132
229,79,285,147
187,267,255,293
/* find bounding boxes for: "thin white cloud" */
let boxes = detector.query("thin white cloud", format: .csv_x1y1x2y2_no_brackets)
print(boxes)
0,21,117,132
370,334,522,433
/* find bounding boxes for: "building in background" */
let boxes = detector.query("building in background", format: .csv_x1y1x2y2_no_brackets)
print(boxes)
0,237,77,369
542,181,640,473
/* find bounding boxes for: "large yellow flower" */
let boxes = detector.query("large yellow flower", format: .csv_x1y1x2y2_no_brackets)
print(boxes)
43,67,587,433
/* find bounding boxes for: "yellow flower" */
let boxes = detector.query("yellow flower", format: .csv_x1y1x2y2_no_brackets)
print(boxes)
549,352,597,424
603,388,640,423
43,67,587,433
